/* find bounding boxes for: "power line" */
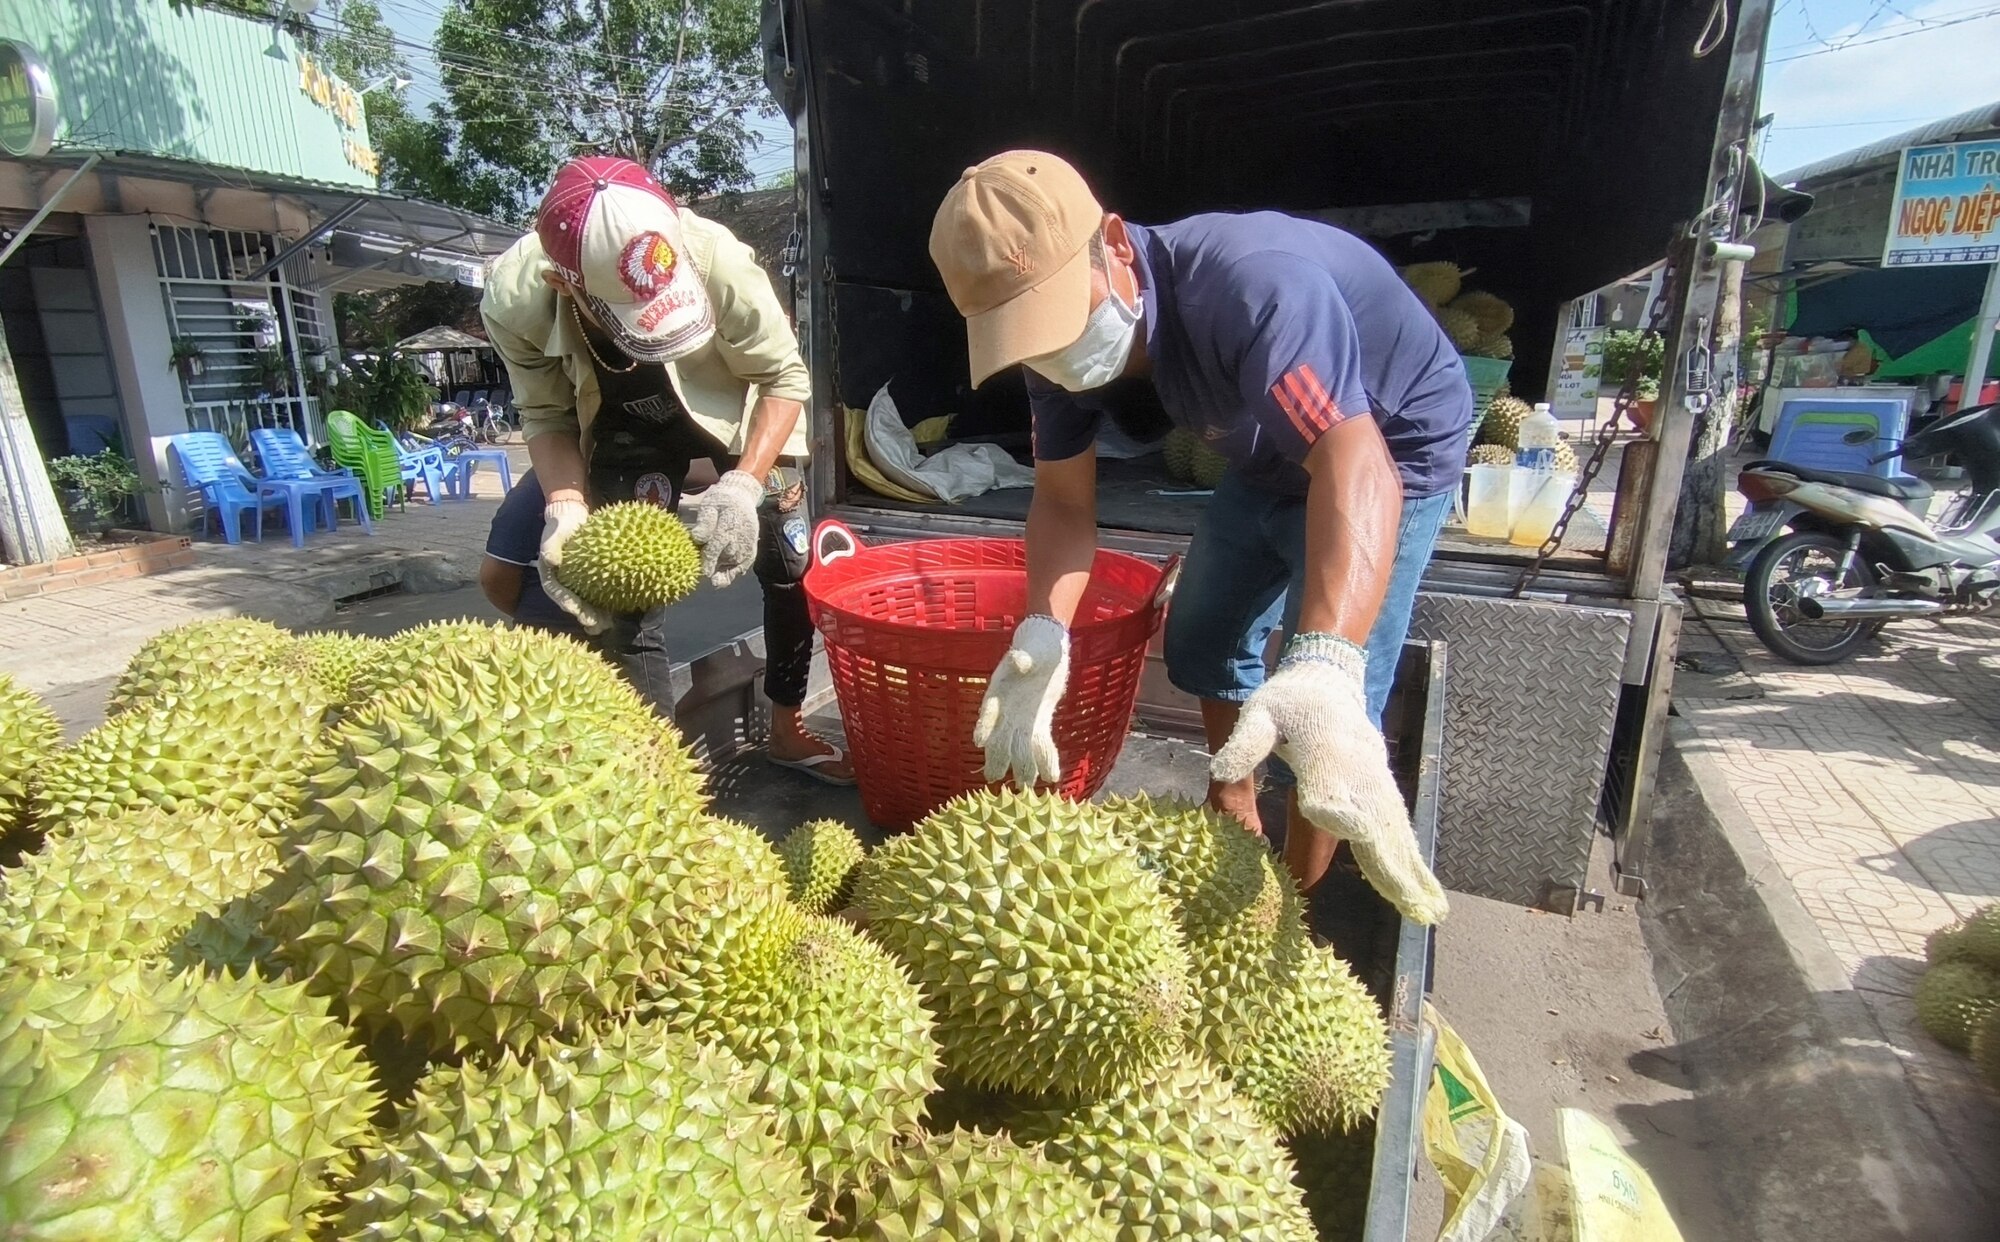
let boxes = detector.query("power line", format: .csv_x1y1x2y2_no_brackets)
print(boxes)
1769,116,1938,130
1767,2,2000,59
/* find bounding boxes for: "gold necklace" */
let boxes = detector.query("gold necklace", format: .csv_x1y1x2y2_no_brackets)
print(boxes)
572,299,641,373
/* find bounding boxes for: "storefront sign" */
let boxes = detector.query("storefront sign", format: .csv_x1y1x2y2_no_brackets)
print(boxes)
297,52,379,178
1551,325,1605,419
0,40,58,160
1882,139,2000,267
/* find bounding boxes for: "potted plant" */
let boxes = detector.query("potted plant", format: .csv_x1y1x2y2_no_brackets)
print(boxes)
243,345,294,399
45,448,145,537
1601,329,1665,431
169,338,207,379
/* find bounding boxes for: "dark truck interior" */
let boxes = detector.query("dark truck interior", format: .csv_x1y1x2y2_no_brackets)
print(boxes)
771,0,1744,537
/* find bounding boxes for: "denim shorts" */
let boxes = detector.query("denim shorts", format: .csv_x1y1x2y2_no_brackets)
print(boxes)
1162,469,1453,727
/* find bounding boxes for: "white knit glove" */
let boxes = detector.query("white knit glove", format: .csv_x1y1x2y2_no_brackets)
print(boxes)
1210,635,1449,925
973,615,1071,788
684,469,765,587
537,498,609,635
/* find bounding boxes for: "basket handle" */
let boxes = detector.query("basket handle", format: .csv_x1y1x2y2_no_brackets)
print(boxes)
813,518,862,568
1151,554,1183,610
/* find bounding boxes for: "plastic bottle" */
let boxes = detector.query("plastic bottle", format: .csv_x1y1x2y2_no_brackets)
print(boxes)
1515,402,1560,471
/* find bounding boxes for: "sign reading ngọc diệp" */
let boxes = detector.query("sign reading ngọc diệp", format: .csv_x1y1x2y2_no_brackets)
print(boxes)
1882,139,2000,268
0,39,58,161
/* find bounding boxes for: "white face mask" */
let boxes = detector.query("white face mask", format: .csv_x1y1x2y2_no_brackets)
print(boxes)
1027,284,1140,392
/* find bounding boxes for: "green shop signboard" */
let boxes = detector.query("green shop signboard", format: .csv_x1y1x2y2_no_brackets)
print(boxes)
0,39,58,160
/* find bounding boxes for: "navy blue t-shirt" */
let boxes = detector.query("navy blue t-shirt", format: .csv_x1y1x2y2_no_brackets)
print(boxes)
1029,214,1473,498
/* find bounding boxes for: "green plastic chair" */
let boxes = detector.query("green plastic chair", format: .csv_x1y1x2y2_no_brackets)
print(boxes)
325,410,405,518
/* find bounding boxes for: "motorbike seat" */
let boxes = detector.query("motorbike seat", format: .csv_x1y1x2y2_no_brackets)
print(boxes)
1741,459,1933,501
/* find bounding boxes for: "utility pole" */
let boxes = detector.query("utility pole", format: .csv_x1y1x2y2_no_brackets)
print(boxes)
0,328,74,566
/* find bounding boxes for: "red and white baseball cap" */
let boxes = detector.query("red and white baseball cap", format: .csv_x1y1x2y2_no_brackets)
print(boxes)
535,156,715,362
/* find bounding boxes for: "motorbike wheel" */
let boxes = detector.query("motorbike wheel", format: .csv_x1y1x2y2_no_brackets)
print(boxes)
1744,531,1878,665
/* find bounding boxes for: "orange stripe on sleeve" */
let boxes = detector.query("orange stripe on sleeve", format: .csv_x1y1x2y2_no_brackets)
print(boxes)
1269,380,1315,442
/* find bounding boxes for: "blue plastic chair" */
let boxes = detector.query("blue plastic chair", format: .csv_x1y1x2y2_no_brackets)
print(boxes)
167,432,290,545
249,428,375,539
374,422,451,504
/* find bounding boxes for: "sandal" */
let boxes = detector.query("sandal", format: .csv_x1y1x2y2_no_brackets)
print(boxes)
769,741,858,787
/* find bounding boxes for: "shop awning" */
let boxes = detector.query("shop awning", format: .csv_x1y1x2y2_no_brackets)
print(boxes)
396,326,490,352
0,150,522,292
1785,264,1993,358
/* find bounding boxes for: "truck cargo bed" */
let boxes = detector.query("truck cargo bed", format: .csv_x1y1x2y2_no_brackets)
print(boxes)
698,639,1447,1241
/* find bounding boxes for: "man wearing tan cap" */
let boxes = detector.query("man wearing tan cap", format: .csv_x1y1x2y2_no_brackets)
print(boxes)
477,155,852,784
931,150,1471,924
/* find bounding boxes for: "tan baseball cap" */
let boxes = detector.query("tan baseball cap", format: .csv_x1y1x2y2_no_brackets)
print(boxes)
929,150,1104,386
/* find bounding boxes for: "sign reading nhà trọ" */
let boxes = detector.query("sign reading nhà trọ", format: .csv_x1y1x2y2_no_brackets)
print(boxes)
1883,139,2000,267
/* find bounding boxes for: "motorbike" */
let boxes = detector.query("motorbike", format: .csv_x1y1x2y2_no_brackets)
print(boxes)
420,402,475,442
1724,401,2000,665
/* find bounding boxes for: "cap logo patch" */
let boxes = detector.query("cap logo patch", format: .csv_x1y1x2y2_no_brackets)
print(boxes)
618,231,679,297
637,287,701,332
1006,245,1032,276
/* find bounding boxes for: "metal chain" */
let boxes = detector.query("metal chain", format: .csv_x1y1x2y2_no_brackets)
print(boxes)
1511,256,1683,597
823,253,848,413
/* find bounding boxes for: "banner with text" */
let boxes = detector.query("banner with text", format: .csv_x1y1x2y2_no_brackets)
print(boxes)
1883,139,2000,267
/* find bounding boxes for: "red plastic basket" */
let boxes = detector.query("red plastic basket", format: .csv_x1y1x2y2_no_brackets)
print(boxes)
803,520,1174,831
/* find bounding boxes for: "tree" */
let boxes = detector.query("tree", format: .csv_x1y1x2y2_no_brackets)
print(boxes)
1669,259,1745,571
431,0,770,218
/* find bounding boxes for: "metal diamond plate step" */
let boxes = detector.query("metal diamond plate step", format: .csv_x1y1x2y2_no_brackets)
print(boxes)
1407,593,1631,910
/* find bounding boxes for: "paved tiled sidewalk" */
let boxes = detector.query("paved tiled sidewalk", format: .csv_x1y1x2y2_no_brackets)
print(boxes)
1673,591,2000,1147
0,450,521,704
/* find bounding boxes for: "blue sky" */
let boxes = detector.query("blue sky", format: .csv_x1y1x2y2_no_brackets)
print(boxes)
367,0,2000,190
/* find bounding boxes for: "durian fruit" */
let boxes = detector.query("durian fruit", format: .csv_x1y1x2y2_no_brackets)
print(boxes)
554,501,703,614
923,1074,1043,1137
1468,444,1514,468
0,806,279,976
34,664,330,839
855,789,1193,1100
0,672,60,864
1014,1052,1318,1241
1449,290,1515,338
0,962,378,1242
1191,439,1231,488
1400,261,1463,308
108,617,287,714
658,915,941,1202
1478,394,1533,450
168,890,285,980
829,1128,1119,1242
1290,1122,1376,1242
1106,796,1390,1137
1914,961,2000,1052
777,818,868,914
1553,438,1580,473
635,815,807,1031
275,632,381,704
1926,917,1969,965
1163,427,1198,482
1927,904,2000,972
1971,1007,2000,1091
1468,332,1514,360
265,631,710,1054
339,1019,818,1241
1435,305,1485,353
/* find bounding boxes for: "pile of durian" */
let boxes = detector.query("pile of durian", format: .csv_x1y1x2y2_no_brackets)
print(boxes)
1916,903,2000,1091
0,618,1393,1241
1400,261,1514,361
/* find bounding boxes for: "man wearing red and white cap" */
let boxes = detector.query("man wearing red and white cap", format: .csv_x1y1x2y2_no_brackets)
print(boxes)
477,156,852,784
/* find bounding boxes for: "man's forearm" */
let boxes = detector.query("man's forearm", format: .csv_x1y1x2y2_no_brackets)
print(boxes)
527,431,590,507
735,396,805,480
1025,490,1098,627
1295,426,1402,644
